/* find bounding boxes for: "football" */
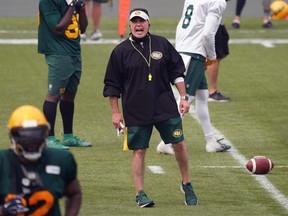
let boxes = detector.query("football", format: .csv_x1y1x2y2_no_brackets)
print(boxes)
270,0,288,20
246,156,274,175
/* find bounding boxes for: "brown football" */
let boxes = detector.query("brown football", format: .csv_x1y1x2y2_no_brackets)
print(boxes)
246,156,274,174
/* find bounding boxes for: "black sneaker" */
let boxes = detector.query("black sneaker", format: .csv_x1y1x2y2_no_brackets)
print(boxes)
230,22,240,29
180,182,198,205
262,21,276,29
136,190,154,208
208,91,231,102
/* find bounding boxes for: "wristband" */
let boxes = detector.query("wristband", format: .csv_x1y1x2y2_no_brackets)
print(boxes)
180,95,189,101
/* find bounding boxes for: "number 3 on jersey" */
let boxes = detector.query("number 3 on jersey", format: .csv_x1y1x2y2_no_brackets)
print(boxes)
65,14,80,39
182,5,194,29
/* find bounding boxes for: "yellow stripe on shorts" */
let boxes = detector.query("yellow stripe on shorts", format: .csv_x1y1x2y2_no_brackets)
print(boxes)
123,127,129,151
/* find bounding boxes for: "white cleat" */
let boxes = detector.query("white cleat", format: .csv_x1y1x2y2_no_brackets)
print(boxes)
206,138,231,153
80,33,87,41
90,29,103,41
156,141,175,155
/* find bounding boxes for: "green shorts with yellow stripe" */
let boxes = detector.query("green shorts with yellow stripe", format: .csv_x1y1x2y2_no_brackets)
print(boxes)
45,54,82,96
123,116,184,150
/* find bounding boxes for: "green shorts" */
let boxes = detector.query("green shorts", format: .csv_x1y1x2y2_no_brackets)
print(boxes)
45,54,82,96
126,117,184,150
182,53,207,96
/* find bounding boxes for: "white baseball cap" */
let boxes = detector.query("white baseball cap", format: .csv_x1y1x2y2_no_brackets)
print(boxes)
129,9,150,21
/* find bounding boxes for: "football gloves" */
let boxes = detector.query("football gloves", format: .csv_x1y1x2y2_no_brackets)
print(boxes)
66,0,85,9
2,196,29,216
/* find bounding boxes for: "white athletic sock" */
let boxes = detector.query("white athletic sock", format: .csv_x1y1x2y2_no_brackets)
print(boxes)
195,90,214,139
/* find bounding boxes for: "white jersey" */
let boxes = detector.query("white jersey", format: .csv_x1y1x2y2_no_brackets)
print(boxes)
175,0,226,60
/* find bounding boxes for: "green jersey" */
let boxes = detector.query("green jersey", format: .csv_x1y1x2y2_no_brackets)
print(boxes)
38,0,81,55
0,148,77,216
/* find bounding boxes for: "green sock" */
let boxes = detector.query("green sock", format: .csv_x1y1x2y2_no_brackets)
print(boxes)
48,136,56,141
63,133,73,139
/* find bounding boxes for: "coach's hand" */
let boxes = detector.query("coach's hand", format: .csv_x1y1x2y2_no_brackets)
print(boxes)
179,99,190,117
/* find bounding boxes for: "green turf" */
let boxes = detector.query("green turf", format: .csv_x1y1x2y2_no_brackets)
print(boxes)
0,17,288,215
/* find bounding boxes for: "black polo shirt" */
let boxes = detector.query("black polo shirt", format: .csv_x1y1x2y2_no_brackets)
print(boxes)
103,34,185,127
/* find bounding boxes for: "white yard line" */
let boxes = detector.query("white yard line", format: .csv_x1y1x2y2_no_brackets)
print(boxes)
1,38,288,47
187,103,288,211
147,166,165,174
203,166,288,168
1,29,288,34
203,166,244,168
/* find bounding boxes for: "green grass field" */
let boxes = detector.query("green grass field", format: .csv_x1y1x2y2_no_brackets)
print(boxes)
0,17,288,215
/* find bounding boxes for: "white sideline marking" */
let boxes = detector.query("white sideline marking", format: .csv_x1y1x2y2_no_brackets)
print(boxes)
1,29,288,34
228,39,288,48
203,166,243,168
2,38,288,47
147,166,165,174
203,166,288,169
170,86,288,211
187,104,288,211
0,39,38,44
0,30,38,33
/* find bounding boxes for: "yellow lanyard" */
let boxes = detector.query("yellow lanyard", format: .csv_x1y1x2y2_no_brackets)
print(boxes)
130,36,152,81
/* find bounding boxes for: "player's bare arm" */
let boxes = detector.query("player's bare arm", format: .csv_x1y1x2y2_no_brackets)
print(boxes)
64,179,82,216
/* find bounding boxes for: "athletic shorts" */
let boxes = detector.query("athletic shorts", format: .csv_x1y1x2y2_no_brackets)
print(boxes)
85,0,108,3
125,116,184,150
181,53,207,96
215,24,229,59
45,54,82,96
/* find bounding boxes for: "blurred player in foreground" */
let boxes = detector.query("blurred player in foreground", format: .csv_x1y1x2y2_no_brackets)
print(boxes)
0,105,82,216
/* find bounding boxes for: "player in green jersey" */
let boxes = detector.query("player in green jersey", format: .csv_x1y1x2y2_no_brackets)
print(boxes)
0,105,82,216
38,0,91,149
